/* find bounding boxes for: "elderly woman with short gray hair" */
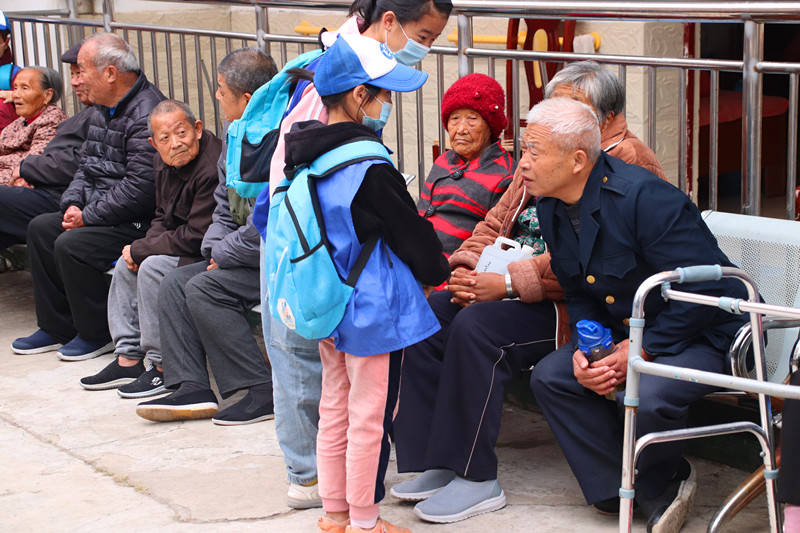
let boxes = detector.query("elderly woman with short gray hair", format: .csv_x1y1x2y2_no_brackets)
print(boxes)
545,60,666,180
0,66,66,186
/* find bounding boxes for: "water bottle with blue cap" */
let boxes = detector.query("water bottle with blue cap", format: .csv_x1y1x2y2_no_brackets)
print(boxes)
576,319,615,362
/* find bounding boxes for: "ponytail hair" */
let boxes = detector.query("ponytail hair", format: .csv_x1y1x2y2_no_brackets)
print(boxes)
349,0,453,33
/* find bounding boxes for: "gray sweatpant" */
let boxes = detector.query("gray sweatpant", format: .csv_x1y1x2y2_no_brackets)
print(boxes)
107,254,180,366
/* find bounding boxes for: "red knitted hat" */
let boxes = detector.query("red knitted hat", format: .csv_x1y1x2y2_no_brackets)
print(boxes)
441,73,508,140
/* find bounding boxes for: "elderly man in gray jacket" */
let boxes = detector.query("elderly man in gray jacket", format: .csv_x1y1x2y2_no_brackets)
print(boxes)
135,47,277,426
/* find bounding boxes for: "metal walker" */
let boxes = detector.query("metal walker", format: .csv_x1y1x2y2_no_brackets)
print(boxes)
619,265,800,533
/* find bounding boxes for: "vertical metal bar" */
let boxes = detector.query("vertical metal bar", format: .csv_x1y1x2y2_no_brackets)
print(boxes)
194,34,204,123
31,23,40,64
457,14,473,76
512,58,520,160
67,0,77,18
436,53,445,163
180,34,189,103
55,25,71,112
256,6,270,55
225,37,232,56
742,20,764,216
648,66,656,150
280,42,287,67
678,68,687,194
787,73,798,220
136,30,144,70
102,0,113,32
43,23,53,69
709,69,720,211
150,31,159,87
395,92,404,173
618,64,627,100
165,32,175,99
416,62,426,195
122,28,129,44
210,37,220,136
241,39,247,49
488,56,495,79
20,23,29,66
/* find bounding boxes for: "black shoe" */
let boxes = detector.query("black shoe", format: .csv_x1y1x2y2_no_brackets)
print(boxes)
136,388,218,422
80,358,145,390
212,387,275,426
640,459,697,533
118,366,167,398
593,497,638,515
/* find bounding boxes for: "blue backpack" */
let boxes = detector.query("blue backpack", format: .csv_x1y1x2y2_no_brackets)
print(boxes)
264,139,392,340
0,63,20,91
225,49,323,199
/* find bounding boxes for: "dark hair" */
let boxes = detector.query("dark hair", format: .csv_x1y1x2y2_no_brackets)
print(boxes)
349,0,452,33
218,47,277,97
289,67,381,109
27,67,64,105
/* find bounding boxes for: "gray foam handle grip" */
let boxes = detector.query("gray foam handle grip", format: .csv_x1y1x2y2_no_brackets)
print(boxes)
676,265,723,283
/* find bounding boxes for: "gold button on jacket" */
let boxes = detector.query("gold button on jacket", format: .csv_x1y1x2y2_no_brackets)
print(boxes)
606,295,615,304
586,275,596,284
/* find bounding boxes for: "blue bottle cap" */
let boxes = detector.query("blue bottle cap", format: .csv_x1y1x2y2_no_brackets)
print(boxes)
576,319,614,354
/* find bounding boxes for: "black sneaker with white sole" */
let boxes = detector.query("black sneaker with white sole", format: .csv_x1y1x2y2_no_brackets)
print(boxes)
136,388,219,422
117,367,167,398
80,358,145,390
212,386,275,426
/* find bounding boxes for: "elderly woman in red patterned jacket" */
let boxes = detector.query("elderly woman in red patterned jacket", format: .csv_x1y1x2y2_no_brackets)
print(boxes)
418,73,514,255
0,67,66,186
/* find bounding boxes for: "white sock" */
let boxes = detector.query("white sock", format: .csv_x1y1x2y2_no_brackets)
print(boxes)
349,517,378,530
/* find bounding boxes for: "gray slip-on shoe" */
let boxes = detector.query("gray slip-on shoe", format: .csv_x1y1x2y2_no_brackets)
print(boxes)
390,469,456,501
413,476,506,523
648,461,697,533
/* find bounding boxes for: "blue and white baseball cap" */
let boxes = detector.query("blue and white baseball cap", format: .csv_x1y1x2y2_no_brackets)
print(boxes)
0,11,8,32
314,33,428,97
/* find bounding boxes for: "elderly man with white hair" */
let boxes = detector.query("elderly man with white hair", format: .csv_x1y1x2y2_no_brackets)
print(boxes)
12,32,164,360
528,97,748,532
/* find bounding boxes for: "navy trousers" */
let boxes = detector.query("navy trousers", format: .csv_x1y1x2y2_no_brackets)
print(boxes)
779,371,800,505
0,186,59,249
531,340,725,504
394,290,557,481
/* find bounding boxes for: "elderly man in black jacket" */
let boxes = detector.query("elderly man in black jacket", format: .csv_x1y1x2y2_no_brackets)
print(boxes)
525,98,748,533
0,42,92,260
80,99,220,397
12,32,164,361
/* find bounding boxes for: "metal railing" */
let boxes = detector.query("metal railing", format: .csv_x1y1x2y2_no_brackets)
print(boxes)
7,1,800,215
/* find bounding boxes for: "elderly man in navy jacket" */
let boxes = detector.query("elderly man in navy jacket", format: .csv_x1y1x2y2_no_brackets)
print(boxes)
526,97,747,533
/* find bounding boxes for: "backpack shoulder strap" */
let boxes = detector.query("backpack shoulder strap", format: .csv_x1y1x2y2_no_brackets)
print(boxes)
309,139,393,178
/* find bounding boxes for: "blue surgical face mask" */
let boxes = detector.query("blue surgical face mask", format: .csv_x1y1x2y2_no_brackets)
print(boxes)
386,24,431,66
361,96,392,131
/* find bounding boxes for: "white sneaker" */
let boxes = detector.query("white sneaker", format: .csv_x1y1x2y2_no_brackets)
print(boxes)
287,480,322,509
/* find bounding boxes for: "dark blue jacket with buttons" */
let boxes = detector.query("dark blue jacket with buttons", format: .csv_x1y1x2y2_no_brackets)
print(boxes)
537,152,748,357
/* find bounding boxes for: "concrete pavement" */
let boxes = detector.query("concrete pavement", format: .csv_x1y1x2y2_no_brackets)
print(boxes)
0,270,771,532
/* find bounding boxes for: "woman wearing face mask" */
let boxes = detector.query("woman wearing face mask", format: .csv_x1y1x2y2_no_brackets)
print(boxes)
278,34,449,533
253,0,452,511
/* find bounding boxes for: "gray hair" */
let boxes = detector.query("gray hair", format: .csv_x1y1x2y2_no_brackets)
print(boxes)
526,97,602,161
148,99,198,136
544,60,625,120
84,32,139,73
218,47,277,97
25,66,64,105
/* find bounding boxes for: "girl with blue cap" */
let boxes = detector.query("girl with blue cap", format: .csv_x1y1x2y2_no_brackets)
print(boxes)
276,33,449,533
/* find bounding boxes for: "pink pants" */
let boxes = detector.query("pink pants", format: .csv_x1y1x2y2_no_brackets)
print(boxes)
317,338,390,523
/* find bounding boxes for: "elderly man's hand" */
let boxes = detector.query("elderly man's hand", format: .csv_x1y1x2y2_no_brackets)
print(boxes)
12,177,32,188
207,258,219,271
62,205,84,230
121,245,138,272
573,348,619,396
447,269,506,306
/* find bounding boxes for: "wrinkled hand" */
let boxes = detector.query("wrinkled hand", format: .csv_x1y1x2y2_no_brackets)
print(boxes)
121,245,138,272
573,339,637,396
0,90,12,103
12,177,32,188
12,162,21,180
207,257,219,271
447,269,506,307
62,205,84,230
